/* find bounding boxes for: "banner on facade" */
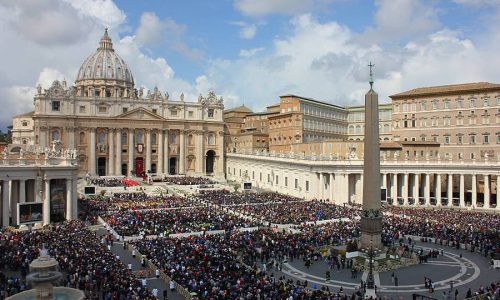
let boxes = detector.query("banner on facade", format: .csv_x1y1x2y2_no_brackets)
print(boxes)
136,143,144,153
18,202,43,225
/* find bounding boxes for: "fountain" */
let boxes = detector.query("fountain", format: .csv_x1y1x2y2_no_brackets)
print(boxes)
7,246,85,300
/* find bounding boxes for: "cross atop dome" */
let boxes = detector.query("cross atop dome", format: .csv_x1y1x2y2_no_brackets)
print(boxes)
98,28,114,51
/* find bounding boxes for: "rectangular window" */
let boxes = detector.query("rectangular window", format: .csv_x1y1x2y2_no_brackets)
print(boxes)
420,102,426,110
305,180,309,192
457,100,463,108
171,110,178,116
470,135,476,144
285,177,288,187
188,111,193,117
260,172,262,181
267,174,270,182
79,106,86,113
444,136,450,144
470,99,475,108
457,136,463,144
432,101,437,110
444,101,450,109
152,109,157,114
483,98,489,107
208,108,214,118
98,106,107,113
295,178,298,189
22,121,28,127
122,107,128,113
483,134,489,144
52,101,60,112
275,175,279,185
433,136,438,142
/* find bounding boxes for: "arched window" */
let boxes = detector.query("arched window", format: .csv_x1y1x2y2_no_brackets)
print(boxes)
98,132,106,144
121,132,127,145
169,133,177,144
79,132,85,144
188,134,194,146
135,131,144,144
151,133,157,145
51,130,60,141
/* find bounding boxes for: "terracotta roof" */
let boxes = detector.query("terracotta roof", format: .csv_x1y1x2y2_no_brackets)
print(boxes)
224,105,253,113
390,82,500,98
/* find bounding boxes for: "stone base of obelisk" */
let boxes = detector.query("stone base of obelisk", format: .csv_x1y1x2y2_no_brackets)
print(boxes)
360,216,383,250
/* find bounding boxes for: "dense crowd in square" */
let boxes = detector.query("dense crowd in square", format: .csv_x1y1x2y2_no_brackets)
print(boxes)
151,176,216,185
0,221,155,299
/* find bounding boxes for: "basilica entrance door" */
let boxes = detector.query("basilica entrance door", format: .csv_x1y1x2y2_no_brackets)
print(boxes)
169,157,177,175
97,158,106,176
135,158,144,177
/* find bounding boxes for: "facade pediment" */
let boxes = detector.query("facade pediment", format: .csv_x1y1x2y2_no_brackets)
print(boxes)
116,108,165,121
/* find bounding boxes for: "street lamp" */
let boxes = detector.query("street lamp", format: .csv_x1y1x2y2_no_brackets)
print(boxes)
362,240,380,290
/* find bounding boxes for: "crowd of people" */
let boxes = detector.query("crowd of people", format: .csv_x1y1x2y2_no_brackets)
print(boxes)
0,221,155,299
152,176,216,185
80,192,200,212
102,207,261,236
197,190,304,206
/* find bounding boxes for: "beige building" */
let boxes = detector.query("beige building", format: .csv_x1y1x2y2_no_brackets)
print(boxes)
12,29,225,178
390,82,500,161
346,104,392,141
11,112,35,146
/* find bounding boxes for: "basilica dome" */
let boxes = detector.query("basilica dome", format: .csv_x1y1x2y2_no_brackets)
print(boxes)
75,29,135,98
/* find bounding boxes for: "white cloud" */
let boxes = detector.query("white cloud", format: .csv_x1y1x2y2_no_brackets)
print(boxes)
202,13,500,113
240,24,257,39
62,0,125,29
239,47,265,57
453,0,500,5
134,12,202,60
36,68,68,88
234,0,333,16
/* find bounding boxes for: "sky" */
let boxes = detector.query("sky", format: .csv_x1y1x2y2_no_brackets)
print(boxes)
0,0,499,130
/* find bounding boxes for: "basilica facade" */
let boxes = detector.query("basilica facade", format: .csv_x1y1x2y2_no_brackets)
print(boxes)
15,29,225,177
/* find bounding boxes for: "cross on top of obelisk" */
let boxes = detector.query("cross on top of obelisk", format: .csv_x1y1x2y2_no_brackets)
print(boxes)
368,61,375,89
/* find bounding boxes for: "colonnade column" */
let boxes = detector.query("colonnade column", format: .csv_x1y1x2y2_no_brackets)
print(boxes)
89,128,96,175
128,129,134,176
10,181,19,226
447,174,453,206
179,130,186,174
459,174,465,208
164,130,169,174
66,179,73,220
497,175,499,211
35,177,42,203
484,175,490,208
145,130,152,173
414,174,420,205
330,173,335,203
392,173,398,205
436,174,442,206
108,129,114,176
1,180,9,228
424,173,430,206
471,174,477,208
318,173,324,200
72,177,77,219
17,180,26,225
403,173,409,205
217,131,224,176
43,180,50,225
115,129,122,175
157,130,163,174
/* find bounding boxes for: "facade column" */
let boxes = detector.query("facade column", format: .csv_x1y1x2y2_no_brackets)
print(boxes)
68,127,75,149
459,174,465,208
35,177,42,203
11,181,19,226
43,180,50,225
382,173,387,189
424,173,430,206
447,174,453,206
39,127,47,149
357,174,364,204
128,129,134,176
89,128,96,175
497,175,500,211
392,173,398,205
403,173,409,205
436,174,442,206
471,174,477,208
66,179,72,220
414,174,420,205
145,130,152,173
164,130,169,174
115,129,122,175
179,130,186,174
216,131,224,176
484,174,490,208
108,129,114,176
196,132,204,174
157,130,163,174
2,180,10,228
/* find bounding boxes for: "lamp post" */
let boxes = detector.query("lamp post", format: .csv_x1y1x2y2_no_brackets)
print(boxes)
362,239,380,290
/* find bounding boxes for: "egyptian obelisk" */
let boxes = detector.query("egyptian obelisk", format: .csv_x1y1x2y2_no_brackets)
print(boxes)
360,62,383,250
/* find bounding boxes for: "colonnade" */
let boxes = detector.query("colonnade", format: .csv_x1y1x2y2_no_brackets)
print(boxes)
0,177,77,228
